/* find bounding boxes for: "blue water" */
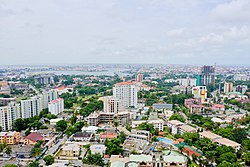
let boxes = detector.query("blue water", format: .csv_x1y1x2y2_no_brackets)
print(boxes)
158,138,173,144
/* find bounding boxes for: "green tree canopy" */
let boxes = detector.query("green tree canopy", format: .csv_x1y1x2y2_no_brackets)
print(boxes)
44,155,54,166
56,120,68,131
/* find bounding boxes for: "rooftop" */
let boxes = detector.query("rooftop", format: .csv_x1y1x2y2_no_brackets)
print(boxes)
214,138,241,147
162,150,187,163
199,131,222,140
26,132,43,142
73,132,92,138
129,154,152,162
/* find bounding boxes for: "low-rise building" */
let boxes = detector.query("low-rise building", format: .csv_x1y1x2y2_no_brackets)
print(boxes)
176,124,197,135
82,126,99,133
100,132,117,142
110,151,188,167
128,130,151,142
50,118,63,126
214,138,241,151
90,144,106,155
72,132,93,142
61,143,80,157
0,131,20,145
132,119,164,131
199,131,222,141
153,103,173,111
86,112,100,126
199,131,241,150
22,132,44,145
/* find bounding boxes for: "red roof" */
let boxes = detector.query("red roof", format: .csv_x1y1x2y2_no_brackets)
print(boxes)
55,85,67,90
115,82,134,86
183,147,201,157
213,104,225,108
49,98,63,104
100,132,117,139
26,132,43,142
158,132,165,136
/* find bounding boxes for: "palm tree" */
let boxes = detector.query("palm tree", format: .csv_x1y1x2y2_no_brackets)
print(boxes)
5,146,12,155
32,148,42,157
178,145,184,154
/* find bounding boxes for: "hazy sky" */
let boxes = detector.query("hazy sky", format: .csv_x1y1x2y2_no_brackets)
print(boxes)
0,0,250,65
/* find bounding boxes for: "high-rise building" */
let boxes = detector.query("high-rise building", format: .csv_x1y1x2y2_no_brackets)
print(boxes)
192,86,208,103
177,78,197,87
198,65,215,86
40,90,58,110
21,96,42,118
224,82,233,93
34,75,53,85
21,90,59,118
235,85,248,94
113,82,138,108
0,102,21,131
48,98,64,115
103,96,122,114
136,74,143,82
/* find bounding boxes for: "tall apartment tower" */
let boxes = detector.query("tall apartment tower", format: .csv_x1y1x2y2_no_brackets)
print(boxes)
113,82,138,108
198,65,215,86
21,96,42,118
40,90,58,110
0,102,21,131
136,74,143,82
48,98,64,115
103,96,123,114
224,82,233,93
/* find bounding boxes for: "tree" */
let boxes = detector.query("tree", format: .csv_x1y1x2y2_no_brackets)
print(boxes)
12,118,25,132
0,143,6,152
244,152,250,166
28,161,39,167
118,132,127,143
56,120,68,131
2,165,18,167
70,115,77,125
242,139,250,151
217,152,237,164
217,161,232,167
31,148,42,157
82,153,104,166
178,144,184,153
105,138,123,156
31,140,43,157
137,122,156,134
5,146,12,155
169,114,185,122
25,129,31,136
44,155,54,166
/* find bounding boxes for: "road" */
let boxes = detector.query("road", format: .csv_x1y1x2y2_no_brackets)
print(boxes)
47,135,68,155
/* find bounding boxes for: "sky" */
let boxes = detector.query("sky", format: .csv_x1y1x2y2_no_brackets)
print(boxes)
0,0,250,65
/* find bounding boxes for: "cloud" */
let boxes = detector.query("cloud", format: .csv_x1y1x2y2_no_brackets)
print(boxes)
199,33,224,44
166,28,185,37
210,0,250,23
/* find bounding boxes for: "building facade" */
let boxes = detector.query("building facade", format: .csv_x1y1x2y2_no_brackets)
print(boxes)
224,82,233,93
21,96,42,118
48,98,64,115
192,86,207,103
103,96,122,114
197,65,215,86
0,102,21,131
113,82,138,108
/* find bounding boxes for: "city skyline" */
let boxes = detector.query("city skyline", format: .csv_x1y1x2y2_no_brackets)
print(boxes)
0,0,250,65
